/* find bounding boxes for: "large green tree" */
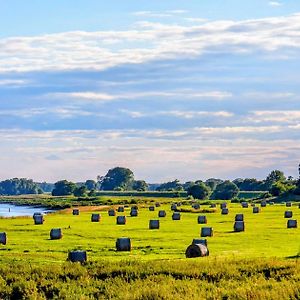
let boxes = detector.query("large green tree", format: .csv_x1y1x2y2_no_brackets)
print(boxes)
0,178,42,195
52,180,77,196
187,182,211,200
265,170,286,189
211,181,239,200
132,180,148,191
99,167,135,191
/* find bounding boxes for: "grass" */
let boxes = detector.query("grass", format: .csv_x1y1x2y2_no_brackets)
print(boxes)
0,199,299,299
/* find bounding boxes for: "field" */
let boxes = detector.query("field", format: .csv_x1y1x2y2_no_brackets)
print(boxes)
0,199,299,299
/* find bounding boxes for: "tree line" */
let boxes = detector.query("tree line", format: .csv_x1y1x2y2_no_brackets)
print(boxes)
0,166,299,200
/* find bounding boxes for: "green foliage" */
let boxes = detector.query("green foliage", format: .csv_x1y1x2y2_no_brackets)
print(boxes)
233,178,266,191
74,186,88,197
156,179,183,191
100,167,135,191
187,182,211,199
85,180,97,190
265,170,286,189
132,180,148,191
205,178,223,191
0,178,41,195
211,180,239,200
52,180,77,196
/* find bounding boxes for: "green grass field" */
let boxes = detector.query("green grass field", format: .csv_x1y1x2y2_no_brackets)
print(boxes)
0,201,298,263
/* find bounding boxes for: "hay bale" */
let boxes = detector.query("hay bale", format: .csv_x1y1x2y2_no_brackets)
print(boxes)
73,209,79,216
130,209,138,217
149,206,155,211
131,205,138,211
117,206,124,212
158,210,166,217
193,203,200,209
108,209,116,216
116,216,126,225
287,219,297,228
91,213,100,222
220,203,227,209
253,207,260,214
284,211,293,218
32,212,43,219
185,244,209,258
286,202,292,207
192,239,207,246
201,227,213,237
116,237,131,251
235,214,244,221
34,214,44,225
0,232,7,245
197,215,207,224
221,208,229,215
234,221,245,232
50,228,62,240
155,202,161,207
261,201,267,207
210,203,216,208
68,250,87,263
171,204,177,211
241,202,248,208
172,212,181,220
149,219,160,229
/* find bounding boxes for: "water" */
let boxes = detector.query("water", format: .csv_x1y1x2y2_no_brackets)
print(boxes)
0,203,54,217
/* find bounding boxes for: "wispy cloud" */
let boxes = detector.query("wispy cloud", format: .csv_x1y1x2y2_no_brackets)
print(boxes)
268,1,282,7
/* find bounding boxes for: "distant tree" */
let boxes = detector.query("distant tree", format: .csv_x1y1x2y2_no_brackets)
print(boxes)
99,167,135,191
265,170,286,189
205,178,223,191
211,181,239,200
85,180,97,190
156,179,183,191
0,178,41,195
52,180,76,196
233,178,266,191
187,183,211,200
74,186,88,197
132,180,148,191
182,181,195,191
37,182,54,193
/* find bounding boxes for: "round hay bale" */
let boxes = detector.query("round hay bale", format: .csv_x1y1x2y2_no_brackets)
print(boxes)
32,212,43,219
201,227,213,237
253,207,260,214
185,244,209,258
235,214,244,222
108,209,116,216
261,201,267,207
172,212,181,220
72,209,79,216
193,204,200,209
241,202,248,208
155,202,161,207
91,213,100,222
149,219,160,229
287,219,297,228
192,239,207,246
284,211,293,218
34,215,44,225
50,228,62,240
116,237,131,251
220,203,227,209
0,232,7,245
221,208,229,215
130,209,138,217
116,216,126,225
210,203,216,208
158,210,166,217
234,221,245,232
149,206,155,211
197,215,207,224
117,206,124,212
286,202,292,207
171,204,177,211
68,250,87,263
131,205,138,211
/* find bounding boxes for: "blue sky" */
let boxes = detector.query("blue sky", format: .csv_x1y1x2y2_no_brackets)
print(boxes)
0,0,300,182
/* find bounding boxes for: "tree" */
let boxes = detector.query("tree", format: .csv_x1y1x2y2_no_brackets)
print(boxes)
74,186,88,197
156,179,183,191
211,181,239,200
265,170,286,189
99,167,135,191
85,180,97,190
132,180,148,191
205,178,223,191
187,183,211,200
52,180,76,196
0,178,41,195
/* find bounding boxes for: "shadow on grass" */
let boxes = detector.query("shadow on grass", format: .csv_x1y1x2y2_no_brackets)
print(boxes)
286,254,300,259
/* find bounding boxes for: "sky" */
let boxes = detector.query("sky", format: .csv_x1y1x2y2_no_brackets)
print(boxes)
0,0,300,183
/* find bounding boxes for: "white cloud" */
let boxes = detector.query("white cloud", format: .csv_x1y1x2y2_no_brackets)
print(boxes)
269,1,282,7
1,13,300,73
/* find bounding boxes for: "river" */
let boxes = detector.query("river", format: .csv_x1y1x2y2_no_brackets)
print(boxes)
0,203,54,217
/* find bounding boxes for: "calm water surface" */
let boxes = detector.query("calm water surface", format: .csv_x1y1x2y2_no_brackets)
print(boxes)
0,203,54,217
